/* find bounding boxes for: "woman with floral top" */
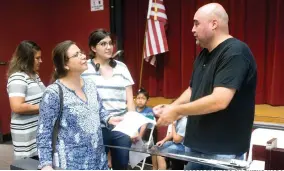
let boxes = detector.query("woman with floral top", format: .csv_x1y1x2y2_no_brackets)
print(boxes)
37,40,122,170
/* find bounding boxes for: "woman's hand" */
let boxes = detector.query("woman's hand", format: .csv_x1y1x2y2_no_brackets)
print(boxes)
108,116,124,126
130,131,140,144
131,135,140,144
41,165,53,170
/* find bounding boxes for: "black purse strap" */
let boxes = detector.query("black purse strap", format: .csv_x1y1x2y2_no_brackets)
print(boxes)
52,83,63,159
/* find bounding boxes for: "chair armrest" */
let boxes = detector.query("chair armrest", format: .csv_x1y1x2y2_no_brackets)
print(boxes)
265,138,277,169
266,138,277,150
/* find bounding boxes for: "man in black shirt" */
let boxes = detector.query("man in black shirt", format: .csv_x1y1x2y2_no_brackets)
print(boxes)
154,2,257,169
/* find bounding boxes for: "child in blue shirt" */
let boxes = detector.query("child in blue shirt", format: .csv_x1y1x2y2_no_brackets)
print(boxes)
135,88,158,169
136,88,154,119
135,88,155,137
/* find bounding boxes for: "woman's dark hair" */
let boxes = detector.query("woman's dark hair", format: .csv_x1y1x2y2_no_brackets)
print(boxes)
51,40,75,82
88,28,112,59
137,87,150,100
7,40,41,77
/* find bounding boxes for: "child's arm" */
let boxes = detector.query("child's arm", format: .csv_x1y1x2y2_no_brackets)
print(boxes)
172,122,184,143
139,108,155,138
139,124,147,137
163,131,173,142
156,126,173,147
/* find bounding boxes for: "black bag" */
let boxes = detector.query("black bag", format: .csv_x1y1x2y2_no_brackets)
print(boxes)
52,83,63,160
10,83,63,170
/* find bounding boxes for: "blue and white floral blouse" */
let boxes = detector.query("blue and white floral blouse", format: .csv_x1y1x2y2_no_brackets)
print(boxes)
37,78,110,170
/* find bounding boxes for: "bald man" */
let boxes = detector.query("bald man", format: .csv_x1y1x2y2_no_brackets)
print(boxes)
153,3,257,169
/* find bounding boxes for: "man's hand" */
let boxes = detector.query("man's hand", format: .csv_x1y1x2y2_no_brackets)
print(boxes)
153,104,168,117
108,116,124,126
156,105,180,126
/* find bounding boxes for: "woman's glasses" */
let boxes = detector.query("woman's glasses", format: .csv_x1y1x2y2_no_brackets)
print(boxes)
69,51,86,59
97,41,114,47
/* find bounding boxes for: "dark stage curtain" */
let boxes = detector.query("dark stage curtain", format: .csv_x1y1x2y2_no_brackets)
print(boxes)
123,0,284,105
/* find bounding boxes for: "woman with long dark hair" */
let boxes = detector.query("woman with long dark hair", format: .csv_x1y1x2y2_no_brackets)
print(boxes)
7,40,45,160
82,28,135,169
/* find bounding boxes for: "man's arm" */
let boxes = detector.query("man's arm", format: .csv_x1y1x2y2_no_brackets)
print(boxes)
156,87,236,126
153,87,191,120
156,54,249,126
174,54,250,116
171,87,192,106
175,87,236,116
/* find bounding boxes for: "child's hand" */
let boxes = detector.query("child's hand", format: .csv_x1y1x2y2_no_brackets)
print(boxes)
156,140,165,147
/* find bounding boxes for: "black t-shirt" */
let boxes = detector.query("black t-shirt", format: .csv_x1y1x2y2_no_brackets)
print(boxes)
184,38,257,155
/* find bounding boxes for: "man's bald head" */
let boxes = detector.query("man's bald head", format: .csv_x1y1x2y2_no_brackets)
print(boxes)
192,3,231,49
196,3,229,28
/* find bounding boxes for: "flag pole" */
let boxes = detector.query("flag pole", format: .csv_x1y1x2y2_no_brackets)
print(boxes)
139,36,145,88
139,0,152,88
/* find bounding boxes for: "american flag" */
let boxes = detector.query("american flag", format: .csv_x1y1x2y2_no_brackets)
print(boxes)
143,0,168,66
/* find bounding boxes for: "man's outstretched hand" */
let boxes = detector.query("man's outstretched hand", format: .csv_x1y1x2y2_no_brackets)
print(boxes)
153,104,180,126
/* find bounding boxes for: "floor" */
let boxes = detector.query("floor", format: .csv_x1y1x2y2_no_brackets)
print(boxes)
0,141,13,170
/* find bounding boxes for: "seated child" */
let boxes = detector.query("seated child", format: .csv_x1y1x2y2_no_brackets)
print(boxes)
135,88,157,169
155,116,188,170
152,124,172,170
135,88,155,140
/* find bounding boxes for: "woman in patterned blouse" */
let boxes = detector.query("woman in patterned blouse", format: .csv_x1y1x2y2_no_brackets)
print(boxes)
37,40,123,170
7,40,45,160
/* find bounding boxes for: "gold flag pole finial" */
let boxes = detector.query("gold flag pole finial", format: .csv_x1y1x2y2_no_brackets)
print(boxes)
154,0,157,21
